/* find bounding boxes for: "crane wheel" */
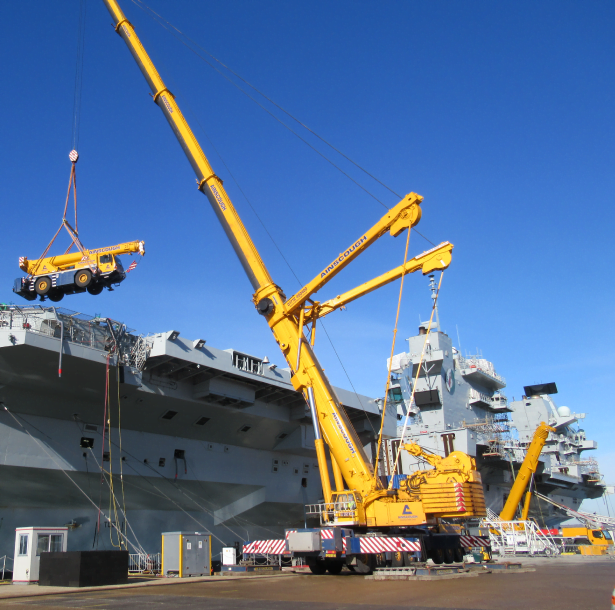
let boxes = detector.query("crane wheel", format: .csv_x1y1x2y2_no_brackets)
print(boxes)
431,549,445,564
325,560,344,575
352,554,375,575
87,283,104,296
48,291,64,303
444,548,455,564
75,270,92,288
306,558,326,575
454,548,464,563
34,277,52,296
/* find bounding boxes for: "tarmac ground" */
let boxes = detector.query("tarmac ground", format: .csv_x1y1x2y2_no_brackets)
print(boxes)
0,556,613,610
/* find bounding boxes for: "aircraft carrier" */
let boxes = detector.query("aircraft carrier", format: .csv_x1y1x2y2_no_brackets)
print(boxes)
0,297,605,561
0,303,393,559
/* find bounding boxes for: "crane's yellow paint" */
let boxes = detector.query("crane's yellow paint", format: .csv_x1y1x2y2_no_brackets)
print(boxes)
500,422,556,521
102,0,487,527
21,240,145,277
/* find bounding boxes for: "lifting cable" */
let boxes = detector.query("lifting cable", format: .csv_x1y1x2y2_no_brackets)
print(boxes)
387,272,444,487
71,0,87,152
129,0,436,247
373,226,413,480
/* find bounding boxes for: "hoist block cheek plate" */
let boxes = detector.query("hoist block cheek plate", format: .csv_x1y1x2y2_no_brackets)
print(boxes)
389,204,422,237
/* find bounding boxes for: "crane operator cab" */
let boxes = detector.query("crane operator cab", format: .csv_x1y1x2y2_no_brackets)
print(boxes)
325,492,365,527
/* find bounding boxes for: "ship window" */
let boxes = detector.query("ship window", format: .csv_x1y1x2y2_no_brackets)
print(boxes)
232,352,263,375
84,424,98,432
161,410,178,420
277,433,288,440
239,425,251,433
195,417,210,426
80,437,94,449
103,452,110,462
293,467,299,475
18,535,28,556
159,458,166,467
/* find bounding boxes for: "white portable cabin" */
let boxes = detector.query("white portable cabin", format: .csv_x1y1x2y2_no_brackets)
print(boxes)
13,527,68,584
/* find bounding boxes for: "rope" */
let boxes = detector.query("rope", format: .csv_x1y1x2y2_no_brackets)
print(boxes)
373,226,413,481
388,272,443,487
71,0,87,152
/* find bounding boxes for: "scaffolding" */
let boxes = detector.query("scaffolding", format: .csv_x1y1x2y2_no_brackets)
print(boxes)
462,415,512,458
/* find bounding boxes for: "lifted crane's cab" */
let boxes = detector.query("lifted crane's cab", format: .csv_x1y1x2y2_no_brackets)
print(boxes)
308,492,366,527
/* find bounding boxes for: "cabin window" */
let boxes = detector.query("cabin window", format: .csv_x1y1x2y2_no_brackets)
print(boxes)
18,535,28,556
100,255,113,264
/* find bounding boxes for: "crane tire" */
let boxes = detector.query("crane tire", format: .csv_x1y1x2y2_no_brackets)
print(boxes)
444,548,455,564
325,560,344,575
87,283,104,296
48,291,64,303
454,547,464,563
75,269,92,288
431,549,445,564
352,554,375,575
306,558,326,575
34,277,52,296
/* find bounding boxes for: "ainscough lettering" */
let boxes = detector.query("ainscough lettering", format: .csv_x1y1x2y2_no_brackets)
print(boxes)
320,236,367,278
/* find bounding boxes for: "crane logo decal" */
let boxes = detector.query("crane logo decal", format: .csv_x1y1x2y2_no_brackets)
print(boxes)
320,236,367,278
399,505,418,520
402,505,413,515
332,412,356,455
210,185,227,211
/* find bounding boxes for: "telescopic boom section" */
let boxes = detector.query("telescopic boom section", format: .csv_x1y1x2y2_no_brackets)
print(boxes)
102,0,452,505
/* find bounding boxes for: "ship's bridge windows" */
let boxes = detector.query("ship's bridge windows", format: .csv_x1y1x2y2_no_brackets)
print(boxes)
195,417,210,426
161,410,178,420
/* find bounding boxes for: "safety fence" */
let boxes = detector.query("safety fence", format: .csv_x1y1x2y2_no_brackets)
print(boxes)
128,553,161,574
1,555,13,580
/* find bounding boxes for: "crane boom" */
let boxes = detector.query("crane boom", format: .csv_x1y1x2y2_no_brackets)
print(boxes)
499,422,556,521
101,0,487,528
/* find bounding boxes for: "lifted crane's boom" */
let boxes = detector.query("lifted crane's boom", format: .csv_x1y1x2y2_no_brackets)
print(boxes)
102,0,485,528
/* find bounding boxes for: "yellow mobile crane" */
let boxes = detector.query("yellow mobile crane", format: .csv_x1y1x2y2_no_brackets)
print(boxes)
500,422,556,522
14,240,145,302
102,0,487,568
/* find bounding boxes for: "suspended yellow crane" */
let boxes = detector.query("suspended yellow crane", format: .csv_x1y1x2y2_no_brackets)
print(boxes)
13,152,145,303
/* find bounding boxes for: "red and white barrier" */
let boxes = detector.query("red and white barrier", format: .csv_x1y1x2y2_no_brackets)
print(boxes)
459,535,490,548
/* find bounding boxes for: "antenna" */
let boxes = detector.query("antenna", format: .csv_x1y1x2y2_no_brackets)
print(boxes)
456,324,462,350
428,274,441,332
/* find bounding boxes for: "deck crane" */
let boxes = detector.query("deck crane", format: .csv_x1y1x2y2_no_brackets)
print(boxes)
102,0,487,568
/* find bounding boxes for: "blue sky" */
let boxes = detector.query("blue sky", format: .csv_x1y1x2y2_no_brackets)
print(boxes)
1,1,613,509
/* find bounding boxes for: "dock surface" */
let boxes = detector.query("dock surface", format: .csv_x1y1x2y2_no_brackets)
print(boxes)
0,556,612,609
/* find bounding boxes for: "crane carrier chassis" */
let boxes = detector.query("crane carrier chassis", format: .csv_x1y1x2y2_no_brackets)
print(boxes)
242,527,490,574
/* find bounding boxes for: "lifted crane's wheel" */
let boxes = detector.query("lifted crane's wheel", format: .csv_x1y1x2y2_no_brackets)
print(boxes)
75,269,92,288
306,558,326,575
87,283,104,296
444,548,455,564
48,291,64,303
454,548,464,563
391,551,404,567
34,277,52,296
325,560,344,575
